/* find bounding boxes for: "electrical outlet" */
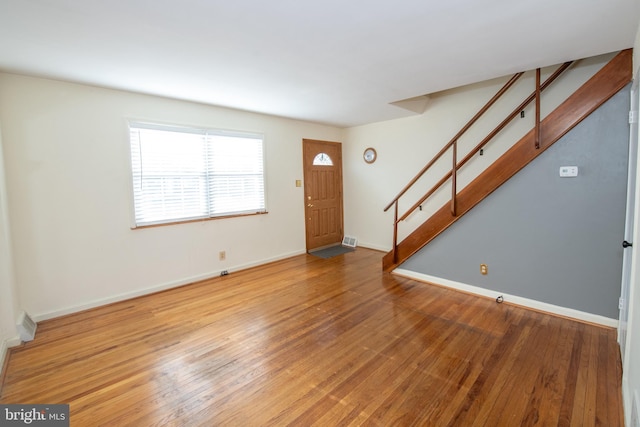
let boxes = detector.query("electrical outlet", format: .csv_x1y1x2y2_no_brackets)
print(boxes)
480,264,488,275
219,251,226,261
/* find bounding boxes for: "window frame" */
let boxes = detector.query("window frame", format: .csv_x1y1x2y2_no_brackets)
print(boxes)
127,120,268,229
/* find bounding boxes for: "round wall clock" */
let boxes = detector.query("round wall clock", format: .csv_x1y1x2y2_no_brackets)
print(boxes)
363,147,377,164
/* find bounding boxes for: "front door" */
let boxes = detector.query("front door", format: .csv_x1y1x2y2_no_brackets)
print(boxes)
302,139,344,251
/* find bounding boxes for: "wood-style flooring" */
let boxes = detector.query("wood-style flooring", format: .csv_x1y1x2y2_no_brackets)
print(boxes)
0,248,624,426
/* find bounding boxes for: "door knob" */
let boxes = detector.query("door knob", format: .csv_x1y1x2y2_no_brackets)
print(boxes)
307,203,314,207
623,240,633,248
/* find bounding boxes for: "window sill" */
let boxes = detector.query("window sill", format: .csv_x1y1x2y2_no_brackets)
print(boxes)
131,211,269,230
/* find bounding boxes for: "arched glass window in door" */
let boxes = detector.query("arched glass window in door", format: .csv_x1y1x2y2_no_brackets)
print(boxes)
313,152,333,166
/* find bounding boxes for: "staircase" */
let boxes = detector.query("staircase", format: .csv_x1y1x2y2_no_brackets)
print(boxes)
383,49,632,272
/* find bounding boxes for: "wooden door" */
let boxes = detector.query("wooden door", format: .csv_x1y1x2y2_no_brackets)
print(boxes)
302,139,344,251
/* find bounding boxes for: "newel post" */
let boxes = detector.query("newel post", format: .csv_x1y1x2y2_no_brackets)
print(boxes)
393,202,399,263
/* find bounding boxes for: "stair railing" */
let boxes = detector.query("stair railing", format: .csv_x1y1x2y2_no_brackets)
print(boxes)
384,61,573,263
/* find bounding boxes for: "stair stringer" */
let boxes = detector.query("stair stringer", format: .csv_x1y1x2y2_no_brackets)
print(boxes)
383,48,632,272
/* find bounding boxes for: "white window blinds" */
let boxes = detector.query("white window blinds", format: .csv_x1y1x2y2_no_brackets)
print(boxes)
129,122,266,227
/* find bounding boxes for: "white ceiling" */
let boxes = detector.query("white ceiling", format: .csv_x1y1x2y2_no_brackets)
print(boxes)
1,0,639,128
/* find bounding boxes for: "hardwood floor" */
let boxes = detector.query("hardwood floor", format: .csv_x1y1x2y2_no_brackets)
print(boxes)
0,249,623,426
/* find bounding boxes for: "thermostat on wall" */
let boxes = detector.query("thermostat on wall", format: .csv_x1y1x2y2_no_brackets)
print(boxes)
559,166,578,178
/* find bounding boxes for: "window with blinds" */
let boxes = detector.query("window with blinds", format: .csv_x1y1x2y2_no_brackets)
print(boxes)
128,122,266,227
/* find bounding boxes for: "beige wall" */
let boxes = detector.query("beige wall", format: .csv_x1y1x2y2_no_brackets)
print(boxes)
0,73,342,321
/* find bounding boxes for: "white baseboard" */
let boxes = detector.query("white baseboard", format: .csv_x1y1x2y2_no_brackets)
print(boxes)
624,379,640,427
623,378,632,427
355,242,390,252
1,339,7,371
393,269,618,328
1,335,21,372
33,249,306,322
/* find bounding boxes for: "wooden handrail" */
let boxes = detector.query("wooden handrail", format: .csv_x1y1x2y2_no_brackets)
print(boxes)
383,50,631,272
397,61,573,222
385,60,575,256
383,72,524,212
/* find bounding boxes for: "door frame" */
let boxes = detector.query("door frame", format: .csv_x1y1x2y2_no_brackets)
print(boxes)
302,139,344,251
619,79,638,360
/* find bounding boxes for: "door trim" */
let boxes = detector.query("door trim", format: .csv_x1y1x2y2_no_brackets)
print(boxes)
620,79,638,365
302,139,344,252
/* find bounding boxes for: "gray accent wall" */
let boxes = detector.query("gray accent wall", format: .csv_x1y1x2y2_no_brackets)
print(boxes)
401,85,630,319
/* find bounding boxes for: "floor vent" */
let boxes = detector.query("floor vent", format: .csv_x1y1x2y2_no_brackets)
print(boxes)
342,235,357,248
632,390,640,427
17,311,37,342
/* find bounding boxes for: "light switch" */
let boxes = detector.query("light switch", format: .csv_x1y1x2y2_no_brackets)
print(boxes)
559,166,578,178
295,180,302,187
